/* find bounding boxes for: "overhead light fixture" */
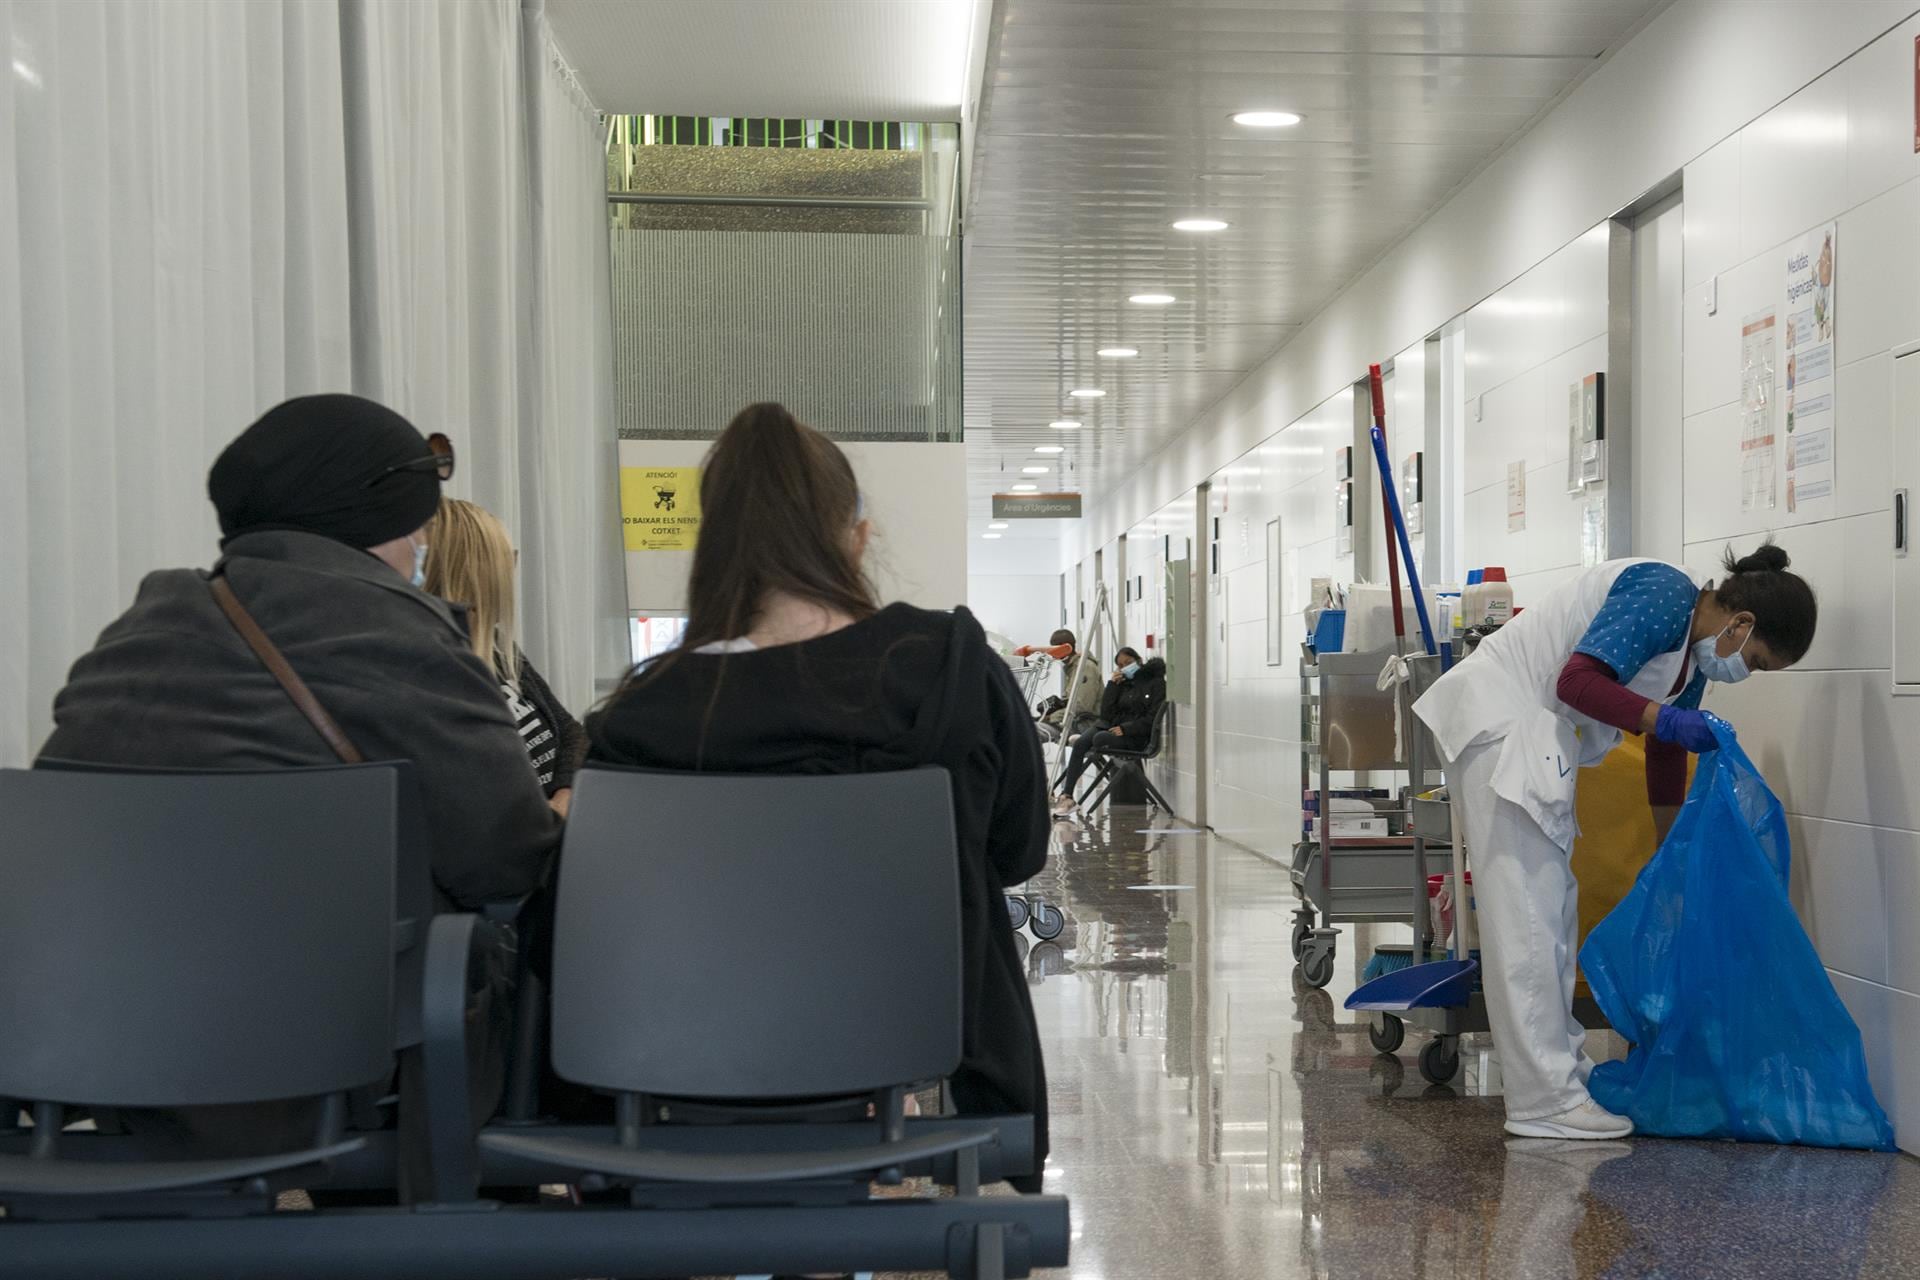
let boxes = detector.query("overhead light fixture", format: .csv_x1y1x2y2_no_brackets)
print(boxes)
988,522,1009,530
1022,465,1050,474
1049,419,1082,430
1171,218,1229,232
1033,445,1064,454
1011,483,1039,493
1129,293,1176,306
1232,110,1303,128
1069,388,1105,399
981,533,1002,540
1097,346,1138,358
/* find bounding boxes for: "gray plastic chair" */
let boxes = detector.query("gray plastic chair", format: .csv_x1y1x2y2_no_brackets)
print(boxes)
482,765,994,1187
0,765,432,1208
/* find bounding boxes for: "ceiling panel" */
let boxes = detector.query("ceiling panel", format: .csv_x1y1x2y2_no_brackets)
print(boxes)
549,0,976,119
962,0,1668,542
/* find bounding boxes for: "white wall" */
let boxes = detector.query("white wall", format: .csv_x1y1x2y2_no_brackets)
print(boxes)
618,438,969,615
1669,10,1920,1151
966,574,1058,646
1459,224,1613,602
1065,0,1918,564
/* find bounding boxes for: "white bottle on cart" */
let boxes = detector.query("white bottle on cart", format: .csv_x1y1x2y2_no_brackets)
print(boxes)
1461,566,1513,629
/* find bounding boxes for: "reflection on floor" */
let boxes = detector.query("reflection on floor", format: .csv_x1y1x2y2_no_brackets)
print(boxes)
1016,809,1918,1280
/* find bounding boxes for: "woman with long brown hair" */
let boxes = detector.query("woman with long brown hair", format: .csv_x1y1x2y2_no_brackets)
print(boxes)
424,498,585,815
586,402,1052,1183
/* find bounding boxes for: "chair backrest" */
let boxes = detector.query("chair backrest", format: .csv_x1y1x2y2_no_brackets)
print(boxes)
551,767,962,1100
0,766,400,1107
1143,699,1174,758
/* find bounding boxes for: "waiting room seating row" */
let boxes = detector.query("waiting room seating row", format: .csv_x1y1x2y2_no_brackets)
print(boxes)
0,765,1068,1280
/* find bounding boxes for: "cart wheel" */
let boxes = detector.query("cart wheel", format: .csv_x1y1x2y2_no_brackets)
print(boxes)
1300,947,1335,989
1006,896,1030,931
1419,1036,1461,1085
1030,902,1066,941
1290,919,1313,962
1368,1014,1405,1055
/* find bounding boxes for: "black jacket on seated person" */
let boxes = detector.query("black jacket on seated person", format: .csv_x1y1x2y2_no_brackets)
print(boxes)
40,529,562,911
1095,656,1168,742
585,603,1052,1182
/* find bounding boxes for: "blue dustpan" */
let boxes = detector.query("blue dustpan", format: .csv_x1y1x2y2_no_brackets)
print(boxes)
1345,958,1479,1012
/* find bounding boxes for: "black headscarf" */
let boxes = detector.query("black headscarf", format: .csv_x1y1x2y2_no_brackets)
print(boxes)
209,394,443,547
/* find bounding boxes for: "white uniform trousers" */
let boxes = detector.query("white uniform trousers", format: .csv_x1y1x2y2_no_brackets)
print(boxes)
1452,739,1594,1121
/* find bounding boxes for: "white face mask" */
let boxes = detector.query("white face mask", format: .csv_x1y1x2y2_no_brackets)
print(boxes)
1692,618,1753,684
408,536,429,589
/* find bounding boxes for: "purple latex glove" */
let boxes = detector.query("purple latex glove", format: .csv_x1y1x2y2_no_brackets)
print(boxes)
1654,703,1720,754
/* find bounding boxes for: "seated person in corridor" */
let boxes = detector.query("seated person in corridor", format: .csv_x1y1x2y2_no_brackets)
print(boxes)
423,497,586,817
1051,647,1168,814
1014,628,1103,743
585,401,1052,1187
38,394,563,1157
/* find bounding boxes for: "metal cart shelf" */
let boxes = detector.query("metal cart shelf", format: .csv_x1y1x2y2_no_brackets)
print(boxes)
1291,650,1447,988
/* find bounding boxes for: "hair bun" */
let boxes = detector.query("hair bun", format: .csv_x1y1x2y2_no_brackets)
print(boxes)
1724,542,1790,575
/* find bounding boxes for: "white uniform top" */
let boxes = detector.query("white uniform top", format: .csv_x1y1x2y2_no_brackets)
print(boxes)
1412,558,1707,852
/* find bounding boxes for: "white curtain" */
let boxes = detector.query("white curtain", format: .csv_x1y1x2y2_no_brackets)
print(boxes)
0,0,621,763
0,0,355,764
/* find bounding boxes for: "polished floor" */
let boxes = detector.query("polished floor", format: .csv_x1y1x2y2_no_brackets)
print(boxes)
1010,809,1920,1280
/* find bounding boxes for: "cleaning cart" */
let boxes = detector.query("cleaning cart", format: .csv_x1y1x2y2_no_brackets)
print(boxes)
1289,651,1450,989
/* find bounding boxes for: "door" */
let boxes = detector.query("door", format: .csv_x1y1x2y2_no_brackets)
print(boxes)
1894,346,1920,689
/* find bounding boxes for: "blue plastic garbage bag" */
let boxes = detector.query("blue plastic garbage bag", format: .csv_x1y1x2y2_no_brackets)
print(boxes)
1580,717,1895,1150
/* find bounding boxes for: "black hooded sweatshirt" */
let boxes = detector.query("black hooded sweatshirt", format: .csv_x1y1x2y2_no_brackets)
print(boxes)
584,603,1051,1181
1096,655,1168,739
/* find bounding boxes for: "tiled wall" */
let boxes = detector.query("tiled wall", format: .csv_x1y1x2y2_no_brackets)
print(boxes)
1202,388,1358,860
1673,12,1920,1153
1458,228,1613,599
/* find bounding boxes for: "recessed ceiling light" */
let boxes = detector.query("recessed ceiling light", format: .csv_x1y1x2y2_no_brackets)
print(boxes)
988,522,1009,530
981,533,1002,540
1049,419,1082,430
1129,293,1176,306
1033,445,1064,454
1069,388,1105,398
1011,483,1039,493
1022,465,1050,474
1232,110,1303,128
1097,346,1138,358
1171,218,1229,232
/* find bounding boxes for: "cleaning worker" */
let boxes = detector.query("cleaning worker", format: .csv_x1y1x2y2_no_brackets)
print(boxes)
1412,544,1817,1140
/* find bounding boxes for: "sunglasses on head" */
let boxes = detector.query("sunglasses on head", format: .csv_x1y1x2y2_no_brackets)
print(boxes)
366,433,455,487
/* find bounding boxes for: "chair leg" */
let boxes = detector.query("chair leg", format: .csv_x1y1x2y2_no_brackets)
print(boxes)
501,969,547,1124
972,1221,1006,1280
1143,776,1173,814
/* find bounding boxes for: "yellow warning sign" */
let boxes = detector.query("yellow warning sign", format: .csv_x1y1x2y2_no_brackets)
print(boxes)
619,466,702,551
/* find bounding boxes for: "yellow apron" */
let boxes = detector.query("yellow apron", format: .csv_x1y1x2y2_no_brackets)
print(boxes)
1571,737,1693,985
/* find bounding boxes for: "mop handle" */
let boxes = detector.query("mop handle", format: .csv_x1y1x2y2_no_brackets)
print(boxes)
1370,372,1408,655
1367,367,1437,656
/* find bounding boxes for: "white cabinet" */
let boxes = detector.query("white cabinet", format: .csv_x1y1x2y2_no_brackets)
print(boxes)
1894,345,1920,689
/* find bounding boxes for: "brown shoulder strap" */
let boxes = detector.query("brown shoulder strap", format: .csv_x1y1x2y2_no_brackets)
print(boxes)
208,572,366,764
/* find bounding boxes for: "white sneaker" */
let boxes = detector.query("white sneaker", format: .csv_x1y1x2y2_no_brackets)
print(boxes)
1503,1099,1634,1141
1051,794,1077,815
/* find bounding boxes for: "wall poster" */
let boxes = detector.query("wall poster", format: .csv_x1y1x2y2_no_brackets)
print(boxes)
1506,460,1527,533
1740,311,1778,513
619,466,703,550
1782,223,1837,517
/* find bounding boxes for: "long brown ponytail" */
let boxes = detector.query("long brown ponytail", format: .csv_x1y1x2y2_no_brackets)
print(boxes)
677,402,877,651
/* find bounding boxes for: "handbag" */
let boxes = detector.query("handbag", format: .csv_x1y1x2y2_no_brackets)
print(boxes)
207,572,366,764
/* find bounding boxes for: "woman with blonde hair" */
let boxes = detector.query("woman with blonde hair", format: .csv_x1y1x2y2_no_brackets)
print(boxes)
425,498,585,815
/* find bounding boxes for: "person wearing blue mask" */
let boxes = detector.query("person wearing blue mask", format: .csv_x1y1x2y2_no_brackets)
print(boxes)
1413,543,1816,1141
1051,646,1167,815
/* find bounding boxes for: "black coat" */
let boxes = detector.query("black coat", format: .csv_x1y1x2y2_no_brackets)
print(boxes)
40,529,562,911
1096,656,1168,740
585,604,1051,1180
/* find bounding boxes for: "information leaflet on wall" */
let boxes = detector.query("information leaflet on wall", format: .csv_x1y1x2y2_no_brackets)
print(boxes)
1506,460,1527,532
618,466,702,551
1739,311,1777,513
1782,224,1837,517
